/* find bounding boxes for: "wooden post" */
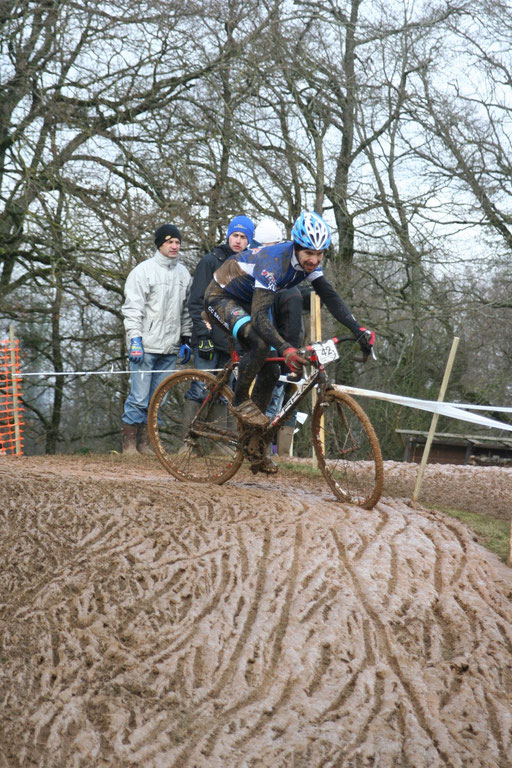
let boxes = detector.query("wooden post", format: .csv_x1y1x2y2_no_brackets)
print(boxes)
310,298,317,468
412,337,460,503
310,294,323,467
9,325,22,455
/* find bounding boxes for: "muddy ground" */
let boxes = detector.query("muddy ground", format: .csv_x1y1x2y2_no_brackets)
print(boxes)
1,454,511,768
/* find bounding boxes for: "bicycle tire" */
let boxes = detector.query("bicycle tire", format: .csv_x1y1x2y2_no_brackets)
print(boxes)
147,369,244,484
312,389,383,509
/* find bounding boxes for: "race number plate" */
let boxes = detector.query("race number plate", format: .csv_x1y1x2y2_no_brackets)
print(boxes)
312,339,339,365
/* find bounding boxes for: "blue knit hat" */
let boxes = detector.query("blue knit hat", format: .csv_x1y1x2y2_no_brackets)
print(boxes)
226,215,255,245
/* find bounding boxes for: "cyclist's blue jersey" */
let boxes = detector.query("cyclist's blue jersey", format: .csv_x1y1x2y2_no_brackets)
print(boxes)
213,241,322,303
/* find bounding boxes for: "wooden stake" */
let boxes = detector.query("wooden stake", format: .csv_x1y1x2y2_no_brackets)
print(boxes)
310,294,324,467
412,337,460,504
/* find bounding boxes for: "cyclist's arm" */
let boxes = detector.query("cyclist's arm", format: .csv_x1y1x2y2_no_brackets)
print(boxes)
310,275,361,335
251,288,289,355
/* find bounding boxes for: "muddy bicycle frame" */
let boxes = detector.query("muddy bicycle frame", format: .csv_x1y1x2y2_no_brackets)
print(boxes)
194,337,358,448
148,335,383,508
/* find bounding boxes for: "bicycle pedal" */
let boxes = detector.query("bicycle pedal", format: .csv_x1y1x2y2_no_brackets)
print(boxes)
249,458,278,476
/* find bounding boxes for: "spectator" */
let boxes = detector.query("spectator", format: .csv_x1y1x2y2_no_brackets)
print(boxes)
185,215,255,418
251,217,283,248
121,224,192,454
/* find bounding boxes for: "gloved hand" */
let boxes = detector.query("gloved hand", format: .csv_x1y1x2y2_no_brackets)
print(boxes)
198,338,215,360
129,336,144,364
282,347,308,374
178,338,191,364
357,327,376,357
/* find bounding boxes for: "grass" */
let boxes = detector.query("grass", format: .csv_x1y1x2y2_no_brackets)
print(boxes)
276,458,323,477
436,507,511,563
278,460,511,564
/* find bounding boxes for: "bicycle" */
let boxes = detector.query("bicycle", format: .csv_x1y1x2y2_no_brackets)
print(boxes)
147,336,384,509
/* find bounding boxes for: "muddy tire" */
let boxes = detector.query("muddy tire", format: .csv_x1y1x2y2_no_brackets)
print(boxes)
148,369,244,484
312,390,383,508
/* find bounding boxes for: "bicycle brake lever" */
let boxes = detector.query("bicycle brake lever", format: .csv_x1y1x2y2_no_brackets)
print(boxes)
354,348,377,364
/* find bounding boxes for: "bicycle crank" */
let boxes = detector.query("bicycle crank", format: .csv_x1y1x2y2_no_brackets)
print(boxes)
241,433,267,464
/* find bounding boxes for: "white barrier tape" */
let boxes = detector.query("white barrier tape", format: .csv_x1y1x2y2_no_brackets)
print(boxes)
334,384,512,433
437,403,512,413
15,367,223,378
10,367,512,433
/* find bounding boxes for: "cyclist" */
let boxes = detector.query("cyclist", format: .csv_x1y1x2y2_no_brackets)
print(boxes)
204,210,375,470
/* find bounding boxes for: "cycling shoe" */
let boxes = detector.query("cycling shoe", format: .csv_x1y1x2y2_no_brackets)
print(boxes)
250,456,278,475
231,399,269,428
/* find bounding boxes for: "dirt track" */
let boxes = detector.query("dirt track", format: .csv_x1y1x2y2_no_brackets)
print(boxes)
1,455,511,767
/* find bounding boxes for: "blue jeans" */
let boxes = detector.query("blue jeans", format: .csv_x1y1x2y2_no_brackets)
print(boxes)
266,381,297,427
122,353,177,424
186,347,231,402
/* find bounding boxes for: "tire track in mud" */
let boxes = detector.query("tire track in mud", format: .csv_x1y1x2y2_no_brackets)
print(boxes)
1,458,511,768
329,520,460,767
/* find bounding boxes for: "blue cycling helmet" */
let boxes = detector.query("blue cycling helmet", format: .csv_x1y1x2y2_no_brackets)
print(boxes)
291,211,331,250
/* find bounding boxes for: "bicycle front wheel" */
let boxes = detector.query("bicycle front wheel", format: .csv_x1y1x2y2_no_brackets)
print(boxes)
148,369,244,484
312,390,383,509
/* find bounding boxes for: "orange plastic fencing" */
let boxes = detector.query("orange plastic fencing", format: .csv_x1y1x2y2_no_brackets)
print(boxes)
0,337,24,455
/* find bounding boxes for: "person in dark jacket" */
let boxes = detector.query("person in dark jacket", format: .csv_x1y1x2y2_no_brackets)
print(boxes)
185,215,255,410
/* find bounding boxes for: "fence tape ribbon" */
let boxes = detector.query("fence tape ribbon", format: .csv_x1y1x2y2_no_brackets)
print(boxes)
16,368,224,378
334,384,512,433
12,367,512,433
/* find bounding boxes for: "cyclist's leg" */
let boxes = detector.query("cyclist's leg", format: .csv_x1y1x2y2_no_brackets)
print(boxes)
273,286,305,386
273,286,304,349
233,324,271,417
251,360,281,414
265,289,299,423
271,288,303,449
205,284,270,426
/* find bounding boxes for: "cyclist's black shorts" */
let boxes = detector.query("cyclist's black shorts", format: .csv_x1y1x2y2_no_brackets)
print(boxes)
204,281,253,343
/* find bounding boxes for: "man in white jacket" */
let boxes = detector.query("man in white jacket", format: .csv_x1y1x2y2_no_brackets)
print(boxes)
121,224,192,454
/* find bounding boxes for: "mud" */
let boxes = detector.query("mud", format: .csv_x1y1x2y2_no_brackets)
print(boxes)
1,455,511,767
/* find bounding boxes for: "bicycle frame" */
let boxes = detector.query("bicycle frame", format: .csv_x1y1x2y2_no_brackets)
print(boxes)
266,368,324,438
195,350,333,446
147,335,384,507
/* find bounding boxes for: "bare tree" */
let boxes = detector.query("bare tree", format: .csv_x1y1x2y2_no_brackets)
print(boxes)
0,0,279,451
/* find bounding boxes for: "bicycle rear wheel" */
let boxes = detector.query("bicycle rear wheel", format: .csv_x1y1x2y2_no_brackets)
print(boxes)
312,390,383,509
147,369,244,484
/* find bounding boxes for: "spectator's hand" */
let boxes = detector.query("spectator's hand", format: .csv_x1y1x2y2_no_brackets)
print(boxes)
282,347,308,374
357,327,376,357
129,337,144,364
198,339,215,360
178,341,191,364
